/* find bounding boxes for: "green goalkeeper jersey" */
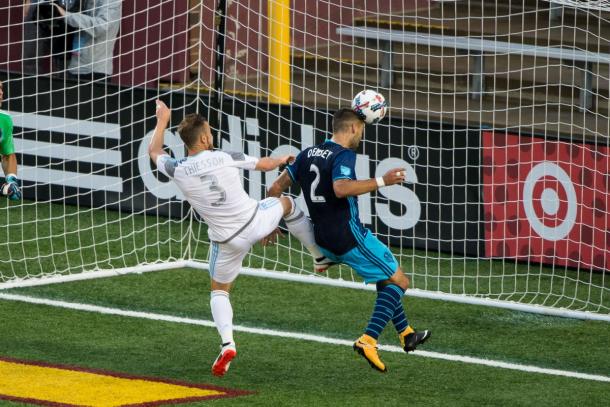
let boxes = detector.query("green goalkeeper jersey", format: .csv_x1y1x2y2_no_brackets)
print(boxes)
0,110,15,156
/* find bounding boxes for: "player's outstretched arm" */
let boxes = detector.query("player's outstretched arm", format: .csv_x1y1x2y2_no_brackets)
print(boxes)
333,167,406,198
148,100,170,163
267,170,293,198
254,155,294,172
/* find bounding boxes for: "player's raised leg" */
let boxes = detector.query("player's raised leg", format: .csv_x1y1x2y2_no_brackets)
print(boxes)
279,196,334,272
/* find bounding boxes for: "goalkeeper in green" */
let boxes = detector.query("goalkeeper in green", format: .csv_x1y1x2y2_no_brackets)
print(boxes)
0,81,21,201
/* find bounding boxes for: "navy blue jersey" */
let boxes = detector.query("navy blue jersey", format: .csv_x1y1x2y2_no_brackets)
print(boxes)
286,140,366,255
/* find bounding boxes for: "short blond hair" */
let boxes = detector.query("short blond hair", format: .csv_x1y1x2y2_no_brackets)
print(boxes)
177,113,208,149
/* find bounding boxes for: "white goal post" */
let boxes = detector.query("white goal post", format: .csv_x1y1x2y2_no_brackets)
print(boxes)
0,0,608,322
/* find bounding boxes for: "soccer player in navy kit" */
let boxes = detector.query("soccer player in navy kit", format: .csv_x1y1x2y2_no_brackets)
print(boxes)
268,108,430,372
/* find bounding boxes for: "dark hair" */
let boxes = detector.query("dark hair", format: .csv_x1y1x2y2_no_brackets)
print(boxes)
332,108,363,134
178,113,208,148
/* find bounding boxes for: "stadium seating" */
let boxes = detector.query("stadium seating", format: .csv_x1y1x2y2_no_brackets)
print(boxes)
220,0,610,143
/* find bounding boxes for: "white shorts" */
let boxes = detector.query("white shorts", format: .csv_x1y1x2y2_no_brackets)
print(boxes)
208,197,284,284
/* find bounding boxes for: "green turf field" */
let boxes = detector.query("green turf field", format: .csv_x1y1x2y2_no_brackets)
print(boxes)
1,270,609,406
1,199,608,313
0,200,609,405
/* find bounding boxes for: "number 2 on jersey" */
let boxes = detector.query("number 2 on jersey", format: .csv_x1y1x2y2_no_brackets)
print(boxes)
309,164,326,203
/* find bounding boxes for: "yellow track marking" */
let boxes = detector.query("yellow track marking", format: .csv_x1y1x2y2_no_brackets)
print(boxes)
0,358,250,406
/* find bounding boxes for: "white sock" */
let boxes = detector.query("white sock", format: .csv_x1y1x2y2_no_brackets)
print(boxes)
210,290,234,346
284,203,323,259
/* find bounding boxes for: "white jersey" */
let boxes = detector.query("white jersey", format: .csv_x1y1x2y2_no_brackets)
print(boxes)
157,150,260,243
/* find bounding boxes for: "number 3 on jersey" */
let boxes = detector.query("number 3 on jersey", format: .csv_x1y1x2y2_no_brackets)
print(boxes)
309,164,326,203
200,174,226,206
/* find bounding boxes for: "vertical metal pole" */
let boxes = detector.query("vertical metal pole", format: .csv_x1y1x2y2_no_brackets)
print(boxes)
470,52,484,99
380,40,393,88
550,2,562,20
579,61,593,111
268,0,291,104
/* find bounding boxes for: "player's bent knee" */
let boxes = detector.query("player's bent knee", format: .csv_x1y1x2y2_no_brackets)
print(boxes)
396,278,409,291
390,269,409,291
403,275,410,290
279,195,294,217
211,279,233,293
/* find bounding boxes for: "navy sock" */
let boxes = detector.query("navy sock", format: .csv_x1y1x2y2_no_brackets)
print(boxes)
364,284,405,340
391,301,409,334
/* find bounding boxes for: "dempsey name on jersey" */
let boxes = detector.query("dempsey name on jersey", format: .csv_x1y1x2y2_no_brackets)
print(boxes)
307,147,334,159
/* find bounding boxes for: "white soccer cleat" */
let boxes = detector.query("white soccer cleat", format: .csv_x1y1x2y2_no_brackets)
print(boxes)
212,342,237,377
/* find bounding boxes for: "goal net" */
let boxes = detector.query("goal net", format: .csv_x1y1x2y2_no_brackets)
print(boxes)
0,0,608,320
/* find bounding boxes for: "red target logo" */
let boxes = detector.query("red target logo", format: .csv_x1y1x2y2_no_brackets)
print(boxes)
483,131,610,271
523,162,577,241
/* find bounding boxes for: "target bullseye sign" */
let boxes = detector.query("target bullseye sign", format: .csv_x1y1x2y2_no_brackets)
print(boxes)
523,162,577,241
483,132,610,271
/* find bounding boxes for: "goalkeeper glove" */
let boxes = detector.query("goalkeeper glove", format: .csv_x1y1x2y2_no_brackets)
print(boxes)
2,175,21,201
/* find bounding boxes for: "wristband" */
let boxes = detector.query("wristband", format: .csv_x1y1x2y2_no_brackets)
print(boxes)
375,176,385,188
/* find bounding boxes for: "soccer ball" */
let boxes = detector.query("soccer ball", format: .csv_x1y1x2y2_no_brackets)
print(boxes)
351,90,387,124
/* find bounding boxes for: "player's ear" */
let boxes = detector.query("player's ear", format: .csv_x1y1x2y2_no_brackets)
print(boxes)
204,122,213,148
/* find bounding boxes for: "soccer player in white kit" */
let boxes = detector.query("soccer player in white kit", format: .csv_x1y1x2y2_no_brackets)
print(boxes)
148,101,331,377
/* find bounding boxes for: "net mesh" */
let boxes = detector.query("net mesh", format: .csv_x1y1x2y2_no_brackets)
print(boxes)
0,0,608,315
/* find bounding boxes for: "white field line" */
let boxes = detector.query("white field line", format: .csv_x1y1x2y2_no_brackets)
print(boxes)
1,292,608,383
